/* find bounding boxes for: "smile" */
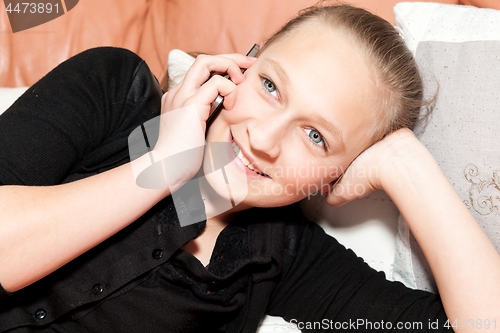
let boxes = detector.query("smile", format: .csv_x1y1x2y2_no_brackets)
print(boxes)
232,141,270,178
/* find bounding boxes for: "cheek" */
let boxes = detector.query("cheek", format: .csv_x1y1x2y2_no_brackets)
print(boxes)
221,80,264,123
274,156,340,196
206,82,256,133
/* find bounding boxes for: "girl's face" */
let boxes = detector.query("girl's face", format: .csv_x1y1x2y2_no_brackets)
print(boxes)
204,22,380,208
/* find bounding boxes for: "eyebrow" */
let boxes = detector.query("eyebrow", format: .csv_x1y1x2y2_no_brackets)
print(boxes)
315,114,345,151
264,58,345,152
263,58,290,88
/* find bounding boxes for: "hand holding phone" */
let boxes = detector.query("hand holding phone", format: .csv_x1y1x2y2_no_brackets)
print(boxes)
206,44,260,128
129,47,259,226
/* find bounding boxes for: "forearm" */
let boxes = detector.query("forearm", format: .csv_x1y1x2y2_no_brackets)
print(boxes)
0,153,170,293
383,139,500,330
0,50,252,294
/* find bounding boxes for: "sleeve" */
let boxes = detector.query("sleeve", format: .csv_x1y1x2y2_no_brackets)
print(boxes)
0,47,161,186
267,221,452,332
0,283,11,301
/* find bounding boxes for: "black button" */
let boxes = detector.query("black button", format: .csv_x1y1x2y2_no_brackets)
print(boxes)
34,308,47,320
152,249,163,259
91,284,104,295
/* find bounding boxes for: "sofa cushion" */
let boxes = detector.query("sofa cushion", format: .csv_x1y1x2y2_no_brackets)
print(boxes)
0,0,152,87
459,0,500,9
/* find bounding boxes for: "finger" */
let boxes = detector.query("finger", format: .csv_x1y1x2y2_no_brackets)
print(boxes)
324,167,377,206
181,54,254,91
160,91,175,115
182,75,239,119
213,53,257,82
324,181,362,206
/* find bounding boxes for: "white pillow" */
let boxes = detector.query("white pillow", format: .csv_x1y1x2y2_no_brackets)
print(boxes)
393,2,500,292
395,2,500,53
0,87,29,115
167,49,196,90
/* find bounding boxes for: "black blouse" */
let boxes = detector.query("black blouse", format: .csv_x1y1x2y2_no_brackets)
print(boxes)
0,195,452,333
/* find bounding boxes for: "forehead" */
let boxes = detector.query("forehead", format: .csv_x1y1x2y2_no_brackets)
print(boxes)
257,23,380,155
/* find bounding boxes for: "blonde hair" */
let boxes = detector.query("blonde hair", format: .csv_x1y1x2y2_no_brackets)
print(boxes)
261,4,425,142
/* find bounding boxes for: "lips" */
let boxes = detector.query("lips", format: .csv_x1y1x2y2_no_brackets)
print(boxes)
231,139,270,178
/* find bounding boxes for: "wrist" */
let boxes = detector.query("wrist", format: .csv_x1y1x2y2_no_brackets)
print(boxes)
378,135,452,230
376,130,435,191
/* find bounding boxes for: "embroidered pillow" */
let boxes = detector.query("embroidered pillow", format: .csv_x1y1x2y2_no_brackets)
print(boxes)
393,2,500,292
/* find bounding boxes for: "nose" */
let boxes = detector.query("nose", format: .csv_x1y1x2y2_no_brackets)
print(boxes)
247,114,286,159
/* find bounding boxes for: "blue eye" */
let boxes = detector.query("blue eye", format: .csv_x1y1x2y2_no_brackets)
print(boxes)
263,78,276,92
262,77,279,98
304,128,324,147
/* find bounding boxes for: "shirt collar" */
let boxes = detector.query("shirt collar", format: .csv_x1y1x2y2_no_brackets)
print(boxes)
159,179,304,282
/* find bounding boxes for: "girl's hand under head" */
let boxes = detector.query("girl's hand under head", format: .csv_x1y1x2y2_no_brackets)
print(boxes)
325,128,427,206
149,54,256,190
327,126,500,324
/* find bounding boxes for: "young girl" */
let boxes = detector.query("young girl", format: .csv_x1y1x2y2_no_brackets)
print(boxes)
0,4,498,333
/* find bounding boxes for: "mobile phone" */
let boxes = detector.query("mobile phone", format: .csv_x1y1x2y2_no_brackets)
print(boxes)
206,44,260,128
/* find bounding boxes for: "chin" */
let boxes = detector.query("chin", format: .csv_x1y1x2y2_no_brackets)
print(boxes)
200,152,250,211
241,188,306,208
